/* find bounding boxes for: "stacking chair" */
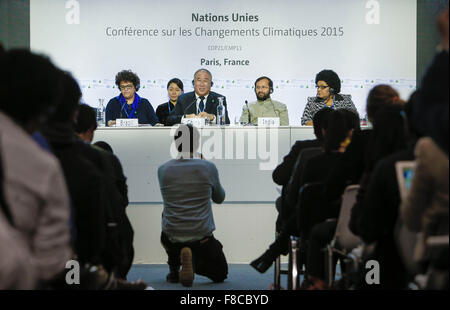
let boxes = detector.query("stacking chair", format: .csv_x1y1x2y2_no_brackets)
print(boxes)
273,182,326,289
324,184,362,287
395,216,449,289
273,147,323,290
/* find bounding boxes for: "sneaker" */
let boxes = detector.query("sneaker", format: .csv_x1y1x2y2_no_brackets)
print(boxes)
179,247,194,287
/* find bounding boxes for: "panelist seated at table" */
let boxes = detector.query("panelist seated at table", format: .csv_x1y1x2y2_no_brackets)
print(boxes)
105,70,159,127
156,78,184,126
240,76,289,126
165,69,230,126
301,69,358,126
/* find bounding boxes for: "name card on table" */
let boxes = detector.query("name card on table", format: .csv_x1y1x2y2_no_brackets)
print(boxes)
258,117,280,127
116,118,139,127
182,117,206,127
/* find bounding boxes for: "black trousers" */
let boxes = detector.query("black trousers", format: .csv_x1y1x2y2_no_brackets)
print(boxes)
306,220,337,280
160,232,228,282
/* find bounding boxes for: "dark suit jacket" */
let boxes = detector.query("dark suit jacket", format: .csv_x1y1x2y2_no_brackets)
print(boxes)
156,101,175,126
166,91,230,125
272,139,322,186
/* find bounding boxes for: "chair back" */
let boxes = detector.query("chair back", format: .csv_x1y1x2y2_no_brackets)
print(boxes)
286,147,323,211
334,185,362,251
296,182,326,238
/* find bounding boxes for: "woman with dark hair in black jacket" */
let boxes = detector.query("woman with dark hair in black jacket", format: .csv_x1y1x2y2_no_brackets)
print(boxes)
250,109,360,274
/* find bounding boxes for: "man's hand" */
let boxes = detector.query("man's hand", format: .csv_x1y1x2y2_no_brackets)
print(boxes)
107,120,116,127
198,112,215,121
305,120,313,126
185,114,197,119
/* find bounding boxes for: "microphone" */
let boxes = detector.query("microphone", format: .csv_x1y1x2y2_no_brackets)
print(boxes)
120,102,127,118
245,100,252,125
270,98,277,116
183,98,198,118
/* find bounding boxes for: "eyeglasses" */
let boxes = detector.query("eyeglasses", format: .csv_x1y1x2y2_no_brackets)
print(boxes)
256,86,270,90
120,85,134,90
315,85,330,90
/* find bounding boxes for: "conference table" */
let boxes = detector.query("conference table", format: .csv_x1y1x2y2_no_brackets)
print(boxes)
94,125,316,264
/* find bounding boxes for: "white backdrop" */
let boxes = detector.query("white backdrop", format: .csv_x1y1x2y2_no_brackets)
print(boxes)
30,0,417,125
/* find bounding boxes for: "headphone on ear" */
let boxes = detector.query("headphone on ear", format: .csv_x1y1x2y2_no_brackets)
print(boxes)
192,69,214,88
329,87,335,95
255,76,274,94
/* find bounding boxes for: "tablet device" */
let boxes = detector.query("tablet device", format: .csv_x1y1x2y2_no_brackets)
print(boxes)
395,161,416,202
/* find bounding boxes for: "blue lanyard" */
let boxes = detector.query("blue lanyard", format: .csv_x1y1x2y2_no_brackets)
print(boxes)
168,101,175,113
325,96,336,109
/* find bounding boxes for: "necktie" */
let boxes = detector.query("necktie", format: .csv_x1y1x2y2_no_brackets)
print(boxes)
198,96,205,113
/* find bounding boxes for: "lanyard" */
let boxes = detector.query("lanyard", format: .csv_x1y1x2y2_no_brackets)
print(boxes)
325,96,336,109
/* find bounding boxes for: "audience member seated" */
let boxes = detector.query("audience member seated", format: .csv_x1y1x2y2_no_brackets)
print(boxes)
0,49,72,288
0,162,36,289
272,107,332,187
348,105,412,289
75,103,135,280
250,108,359,274
323,85,405,205
94,141,114,154
156,78,184,126
301,69,358,126
401,137,449,287
273,107,333,231
105,70,159,127
158,124,228,287
412,9,449,155
42,72,146,289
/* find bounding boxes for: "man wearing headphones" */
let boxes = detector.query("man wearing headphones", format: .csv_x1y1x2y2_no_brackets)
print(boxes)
166,69,230,126
240,77,289,126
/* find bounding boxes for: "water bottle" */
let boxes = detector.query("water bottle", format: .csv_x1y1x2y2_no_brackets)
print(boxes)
97,99,105,126
217,97,225,125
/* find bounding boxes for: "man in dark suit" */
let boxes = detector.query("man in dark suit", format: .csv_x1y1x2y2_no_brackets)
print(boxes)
166,69,230,125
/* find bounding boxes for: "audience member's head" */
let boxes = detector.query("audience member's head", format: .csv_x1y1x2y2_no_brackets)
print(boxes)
75,104,97,142
366,105,408,170
323,109,358,153
0,49,62,132
47,71,82,124
174,124,200,156
340,108,361,134
93,141,114,154
0,43,4,56
366,85,404,122
312,107,333,141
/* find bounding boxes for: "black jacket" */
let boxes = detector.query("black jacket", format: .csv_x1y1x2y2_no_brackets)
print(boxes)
156,101,175,126
105,96,159,126
272,139,321,186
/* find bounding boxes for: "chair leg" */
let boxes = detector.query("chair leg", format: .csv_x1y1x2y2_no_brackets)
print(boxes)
326,245,334,287
273,256,281,290
289,236,299,290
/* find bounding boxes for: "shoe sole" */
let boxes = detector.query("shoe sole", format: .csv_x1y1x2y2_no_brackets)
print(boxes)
179,247,194,287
